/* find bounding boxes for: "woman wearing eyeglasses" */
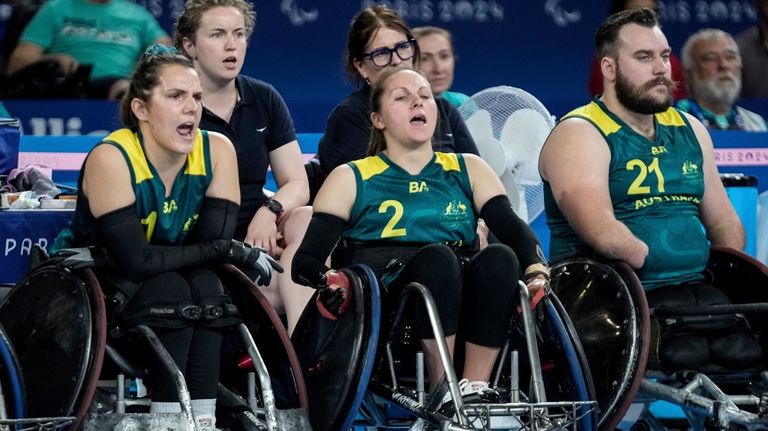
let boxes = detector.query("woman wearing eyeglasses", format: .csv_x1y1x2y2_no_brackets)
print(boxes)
315,5,479,178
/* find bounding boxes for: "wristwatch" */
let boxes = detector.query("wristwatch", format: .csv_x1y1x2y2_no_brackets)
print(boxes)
262,198,284,219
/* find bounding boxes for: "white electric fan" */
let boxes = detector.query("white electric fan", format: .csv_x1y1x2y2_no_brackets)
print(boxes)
458,86,555,224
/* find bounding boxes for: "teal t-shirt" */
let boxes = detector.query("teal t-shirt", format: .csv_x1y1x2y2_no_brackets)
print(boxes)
441,90,470,108
544,98,709,289
344,152,477,247
20,0,168,79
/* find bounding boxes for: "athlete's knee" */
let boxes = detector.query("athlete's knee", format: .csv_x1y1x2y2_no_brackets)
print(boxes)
186,269,241,328
477,243,521,274
470,244,520,296
186,268,225,300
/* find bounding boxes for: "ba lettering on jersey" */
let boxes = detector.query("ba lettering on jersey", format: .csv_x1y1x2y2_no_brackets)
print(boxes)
409,181,429,193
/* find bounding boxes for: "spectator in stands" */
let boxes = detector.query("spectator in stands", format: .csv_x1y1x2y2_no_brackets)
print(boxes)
51,46,280,428
6,0,170,99
316,5,478,178
587,0,687,99
174,0,311,334
735,0,768,98
412,26,469,108
540,8,762,371
294,66,548,394
676,29,767,131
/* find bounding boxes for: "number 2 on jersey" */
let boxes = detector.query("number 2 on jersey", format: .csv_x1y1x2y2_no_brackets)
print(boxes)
379,200,407,238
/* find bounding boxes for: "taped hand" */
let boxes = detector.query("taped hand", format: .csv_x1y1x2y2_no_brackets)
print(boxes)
316,271,353,320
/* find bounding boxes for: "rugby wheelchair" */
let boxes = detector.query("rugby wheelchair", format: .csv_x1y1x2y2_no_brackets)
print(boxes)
290,262,603,431
0,259,312,430
549,246,768,431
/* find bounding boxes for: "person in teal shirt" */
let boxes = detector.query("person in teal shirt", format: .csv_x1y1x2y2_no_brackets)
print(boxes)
7,0,170,99
540,8,762,371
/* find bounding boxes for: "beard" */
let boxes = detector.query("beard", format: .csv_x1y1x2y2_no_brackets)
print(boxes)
691,71,741,107
614,65,675,115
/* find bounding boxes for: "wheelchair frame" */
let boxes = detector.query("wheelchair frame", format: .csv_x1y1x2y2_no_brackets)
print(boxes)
0,264,312,431
550,247,768,431
350,277,597,431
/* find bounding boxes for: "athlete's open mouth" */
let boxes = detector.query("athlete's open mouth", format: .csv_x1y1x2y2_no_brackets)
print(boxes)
177,122,194,137
410,114,427,125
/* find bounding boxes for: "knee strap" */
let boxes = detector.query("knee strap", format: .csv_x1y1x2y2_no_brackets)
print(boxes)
198,294,242,328
122,299,198,329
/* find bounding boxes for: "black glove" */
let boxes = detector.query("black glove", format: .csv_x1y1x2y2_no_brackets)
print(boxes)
228,240,283,286
50,247,109,271
315,271,353,320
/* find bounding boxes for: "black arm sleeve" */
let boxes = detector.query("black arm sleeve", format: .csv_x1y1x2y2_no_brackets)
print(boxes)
187,197,239,242
292,212,345,287
97,205,230,282
480,194,546,269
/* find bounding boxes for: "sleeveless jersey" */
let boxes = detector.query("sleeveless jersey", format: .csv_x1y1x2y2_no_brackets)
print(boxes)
344,152,476,247
53,128,213,251
544,98,709,289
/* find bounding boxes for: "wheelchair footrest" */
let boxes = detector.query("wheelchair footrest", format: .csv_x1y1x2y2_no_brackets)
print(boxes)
0,416,75,430
82,412,196,431
460,400,597,431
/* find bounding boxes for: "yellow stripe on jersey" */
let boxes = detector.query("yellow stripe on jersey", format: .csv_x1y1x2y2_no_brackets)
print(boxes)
435,152,461,172
104,129,153,184
104,129,208,184
353,155,390,180
184,130,207,176
562,102,621,136
656,108,686,127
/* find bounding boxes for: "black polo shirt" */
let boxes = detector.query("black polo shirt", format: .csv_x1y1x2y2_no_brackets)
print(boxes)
199,75,297,239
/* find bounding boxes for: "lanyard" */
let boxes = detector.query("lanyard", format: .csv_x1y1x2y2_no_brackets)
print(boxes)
686,99,744,131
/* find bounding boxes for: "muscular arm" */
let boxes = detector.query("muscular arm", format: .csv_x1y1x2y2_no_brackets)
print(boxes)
269,140,310,211
7,42,78,75
206,132,240,203
685,113,745,249
539,119,649,268
291,165,356,286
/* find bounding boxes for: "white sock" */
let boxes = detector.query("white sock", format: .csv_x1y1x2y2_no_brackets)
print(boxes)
191,398,217,428
150,401,181,413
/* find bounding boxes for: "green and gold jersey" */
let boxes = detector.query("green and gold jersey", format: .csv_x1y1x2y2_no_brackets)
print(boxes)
545,98,709,289
53,128,213,251
344,152,477,247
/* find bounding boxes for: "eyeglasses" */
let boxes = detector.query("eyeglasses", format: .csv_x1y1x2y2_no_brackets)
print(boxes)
362,39,417,67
